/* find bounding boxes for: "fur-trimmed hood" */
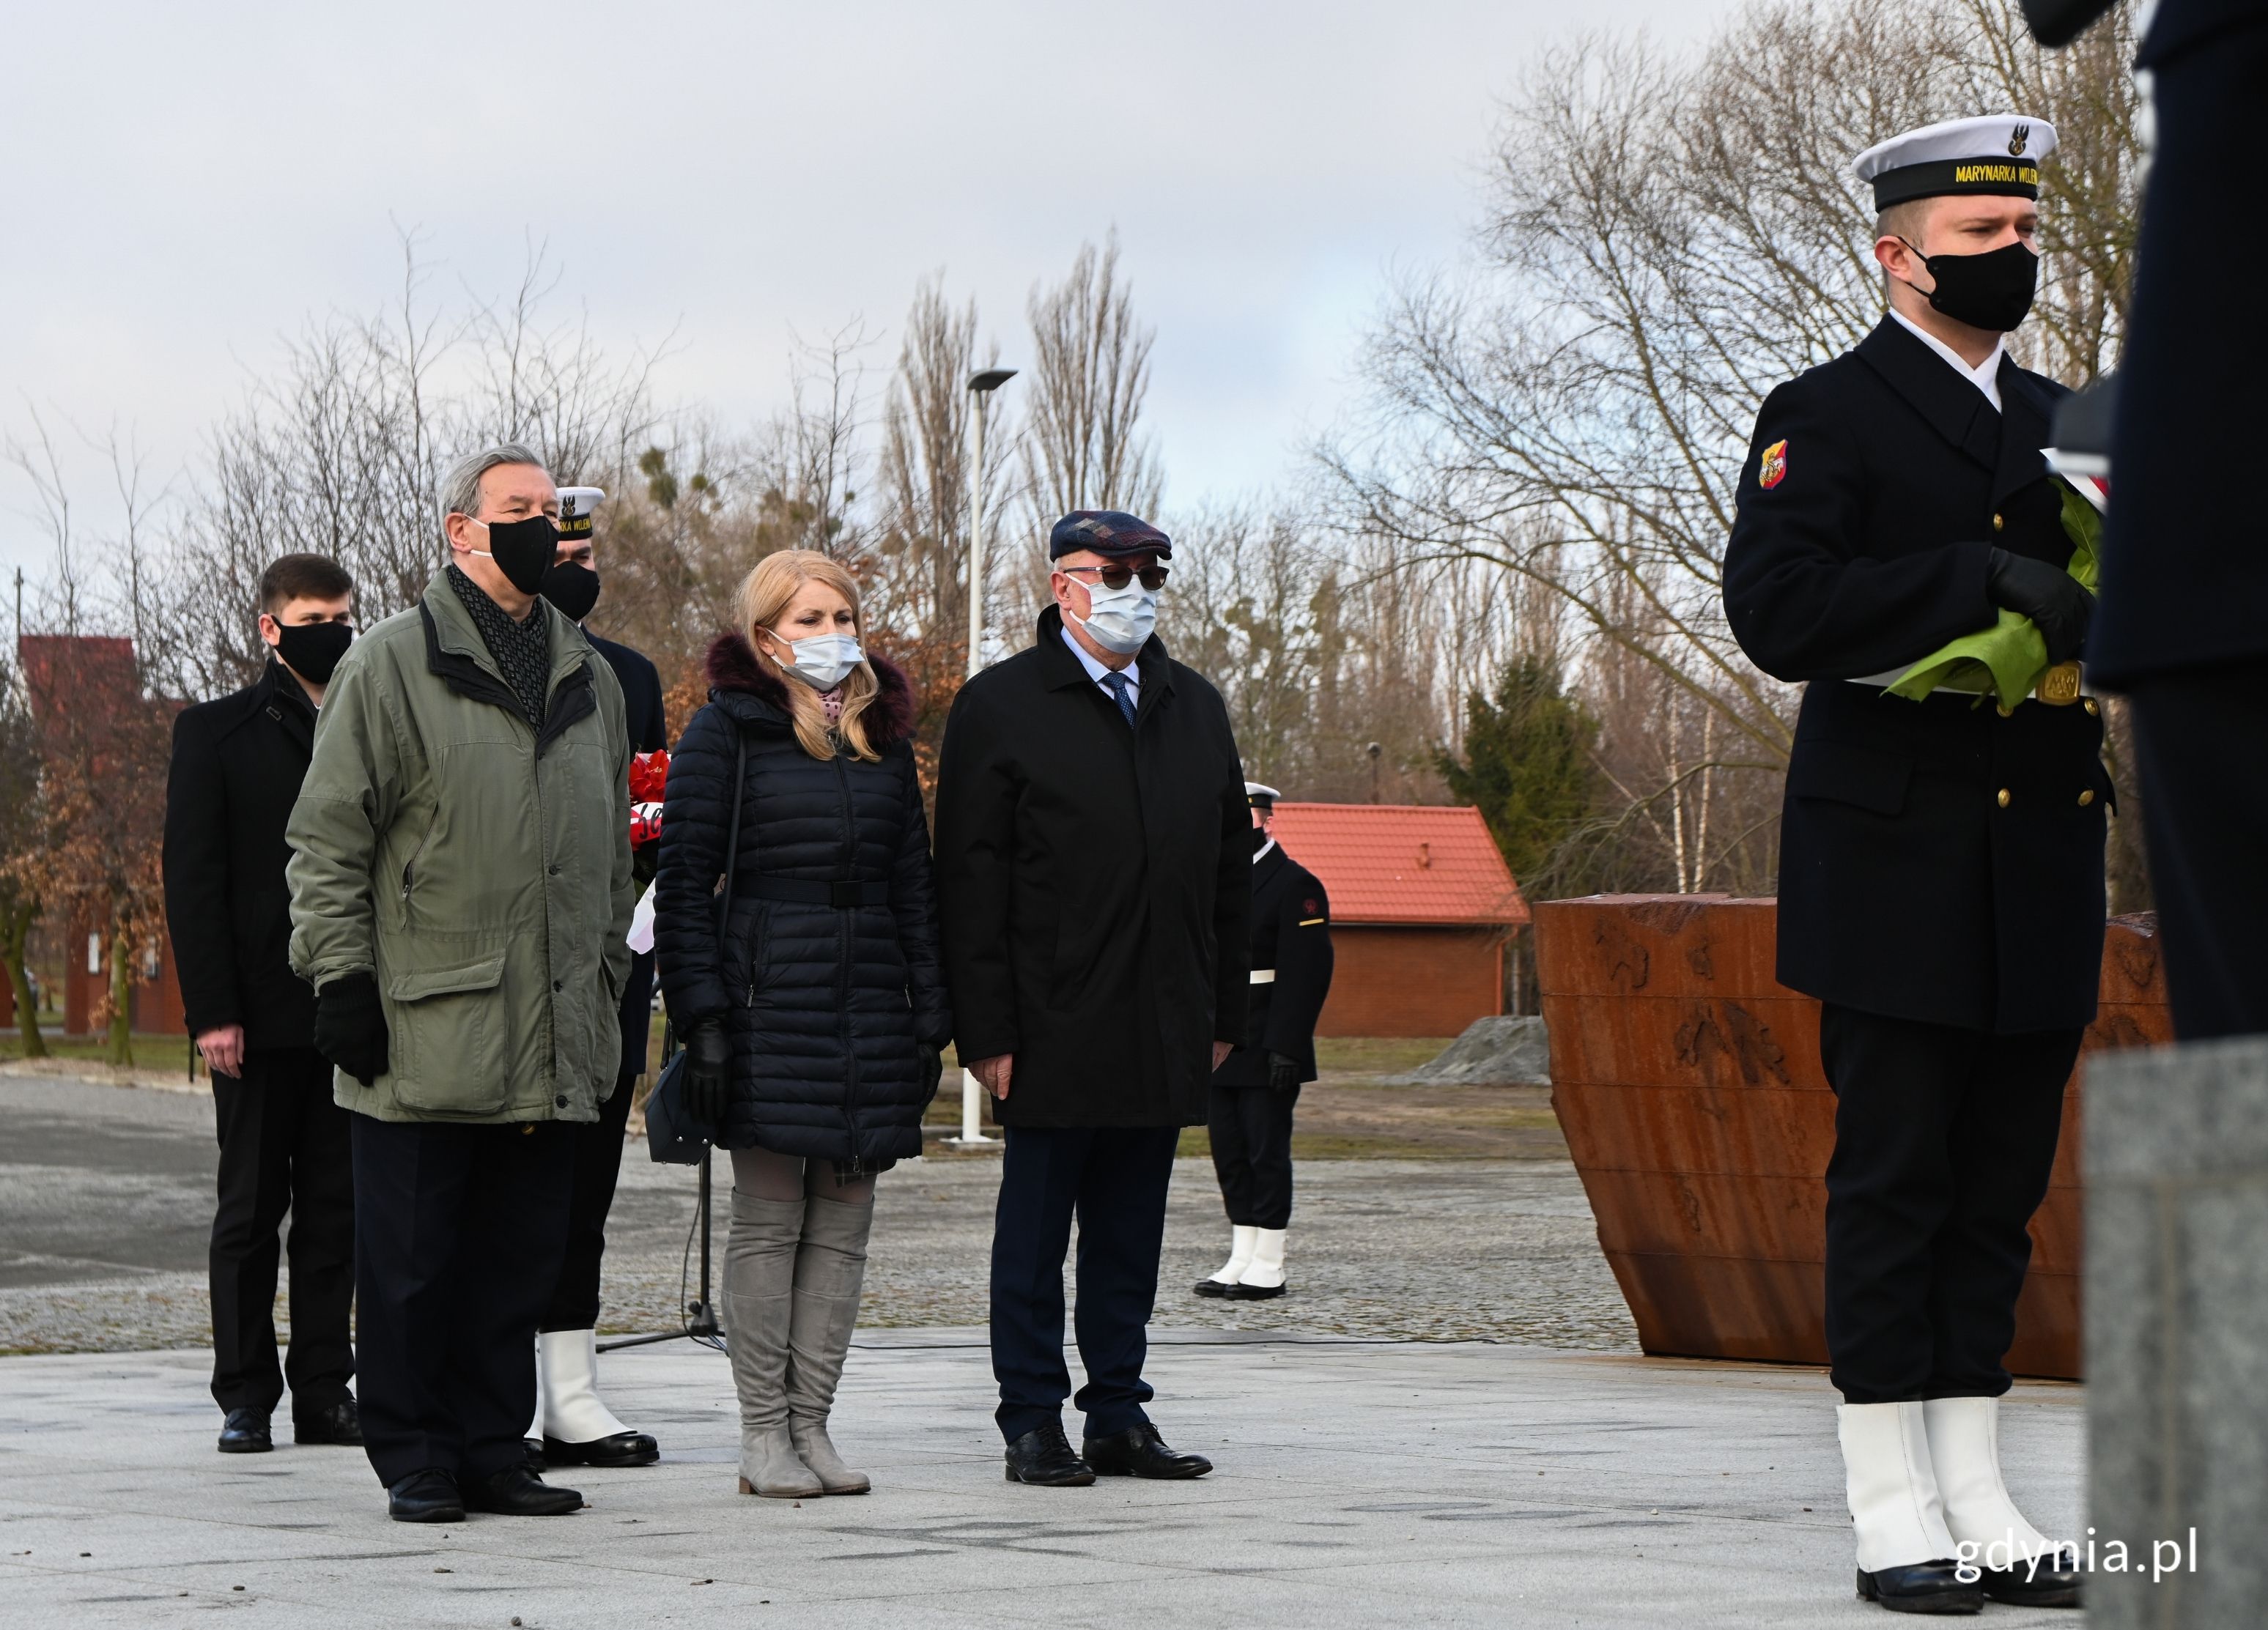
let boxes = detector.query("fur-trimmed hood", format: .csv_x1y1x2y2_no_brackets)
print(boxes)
702,631,917,747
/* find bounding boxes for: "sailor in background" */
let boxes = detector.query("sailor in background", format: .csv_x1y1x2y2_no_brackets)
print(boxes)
526,486,671,1470
1723,116,2099,1615
1194,784,1333,1302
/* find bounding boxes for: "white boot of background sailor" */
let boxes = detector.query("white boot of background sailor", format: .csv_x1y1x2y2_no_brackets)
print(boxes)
1924,1396,2083,1609
1838,1401,1981,1612
538,1329,660,1467
1194,1225,1258,1297
1225,1227,1287,1301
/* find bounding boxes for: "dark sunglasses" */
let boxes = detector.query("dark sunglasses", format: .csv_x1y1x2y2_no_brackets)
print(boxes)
1063,562,1170,592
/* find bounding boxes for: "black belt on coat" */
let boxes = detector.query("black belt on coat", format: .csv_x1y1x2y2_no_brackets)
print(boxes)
744,876,891,908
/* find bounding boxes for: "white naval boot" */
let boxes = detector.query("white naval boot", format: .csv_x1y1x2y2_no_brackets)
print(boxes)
1224,1227,1287,1300
1194,1225,1257,1297
538,1329,660,1467
1837,1401,1980,1613
1924,1397,2081,1608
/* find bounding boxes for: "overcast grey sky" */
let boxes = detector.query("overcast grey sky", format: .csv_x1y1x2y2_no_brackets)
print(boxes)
4,0,1736,573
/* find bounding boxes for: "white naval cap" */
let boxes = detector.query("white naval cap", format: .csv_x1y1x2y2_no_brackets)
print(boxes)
1854,115,2058,210
1245,781,1280,809
558,486,607,541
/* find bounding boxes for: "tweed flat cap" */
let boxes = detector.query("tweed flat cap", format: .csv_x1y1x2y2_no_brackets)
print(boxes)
1048,510,1172,560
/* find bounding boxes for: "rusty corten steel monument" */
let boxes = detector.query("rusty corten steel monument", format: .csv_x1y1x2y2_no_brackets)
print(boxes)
1534,895,2170,1380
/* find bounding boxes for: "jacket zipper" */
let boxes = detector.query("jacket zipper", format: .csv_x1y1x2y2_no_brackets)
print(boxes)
832,749,859,1160
399,826,437,914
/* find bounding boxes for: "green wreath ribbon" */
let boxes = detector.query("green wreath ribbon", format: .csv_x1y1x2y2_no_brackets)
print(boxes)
1884,481,2102,708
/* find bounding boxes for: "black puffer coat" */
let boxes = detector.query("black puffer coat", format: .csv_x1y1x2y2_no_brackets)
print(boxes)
654,636,951,1163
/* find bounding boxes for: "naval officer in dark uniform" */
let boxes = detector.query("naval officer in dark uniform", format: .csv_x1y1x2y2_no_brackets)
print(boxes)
1723,115,2098,1615
1194,783,1333,1302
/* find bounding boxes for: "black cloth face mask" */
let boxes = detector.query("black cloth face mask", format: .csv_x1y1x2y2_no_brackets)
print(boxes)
271,620,353,686
469,514,560,596
541,561,602,623
1899,237,2039,333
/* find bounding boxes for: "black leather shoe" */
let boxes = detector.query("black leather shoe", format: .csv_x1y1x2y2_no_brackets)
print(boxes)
464,1464,583,1516
1979,1556,2083,1609
1003,1420,1095,1486
1222,1280,1285,1300
1192,1278,1232,1297
523,1437,546,1472
543,1430,660,1468
1083,1423,1213,1480
388,1469,465,1524
1855,1562,1984,1614
217,1407,271,1453
293,1399,362,1445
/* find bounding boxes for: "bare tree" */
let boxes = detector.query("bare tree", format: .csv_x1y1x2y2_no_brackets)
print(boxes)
1020,236,1162,555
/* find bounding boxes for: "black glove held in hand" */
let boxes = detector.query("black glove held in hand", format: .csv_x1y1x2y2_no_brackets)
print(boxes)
1987,548,2095,666
314,971,390,1086
917,1042,945,1103
682,1018,733,1128
1267,1051,1301,1092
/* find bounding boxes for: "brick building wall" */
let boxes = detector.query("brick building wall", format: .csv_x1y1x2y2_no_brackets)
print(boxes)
1315,925,1507,1038
64,919,187,1037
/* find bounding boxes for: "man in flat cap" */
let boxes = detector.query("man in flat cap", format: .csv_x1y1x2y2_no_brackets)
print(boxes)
936,510,1251,1487
1723,115,2094,1614
1194,782,1332,1302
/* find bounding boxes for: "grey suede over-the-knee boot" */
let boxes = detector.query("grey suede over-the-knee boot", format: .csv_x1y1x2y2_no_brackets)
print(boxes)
723,1191,822,1498
786,1191,875,1494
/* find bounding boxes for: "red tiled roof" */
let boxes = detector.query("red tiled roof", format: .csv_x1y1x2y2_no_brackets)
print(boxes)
1267,803,1527,927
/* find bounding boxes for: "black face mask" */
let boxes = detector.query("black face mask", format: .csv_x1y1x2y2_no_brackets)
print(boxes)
271,620,354,686
1252,823,1273,855
470,514,560,596
540,561,602,623
1900,237,2039,333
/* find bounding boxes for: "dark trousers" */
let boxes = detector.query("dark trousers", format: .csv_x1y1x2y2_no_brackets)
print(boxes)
2128,666,2268,1040
1820,1004,2077,1404
208,1047,355,1416
350,1115,574,1486
989,1124,1180,1443
1207,1083,1299,1229
540,1060,639,1332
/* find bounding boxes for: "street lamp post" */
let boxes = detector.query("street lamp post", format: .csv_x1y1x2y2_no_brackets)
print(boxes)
949,366,1016,1149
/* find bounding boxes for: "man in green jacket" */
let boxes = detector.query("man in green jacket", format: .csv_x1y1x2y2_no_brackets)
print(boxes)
287,443,635,1525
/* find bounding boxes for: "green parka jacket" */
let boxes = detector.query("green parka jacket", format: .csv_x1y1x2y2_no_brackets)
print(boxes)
286,572,636,1123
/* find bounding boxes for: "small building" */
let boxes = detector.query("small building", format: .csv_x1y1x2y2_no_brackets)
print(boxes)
1266,802,1528,1038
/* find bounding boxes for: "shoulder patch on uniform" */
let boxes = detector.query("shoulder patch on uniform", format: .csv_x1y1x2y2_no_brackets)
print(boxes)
1758,440,1787,490
1304,898,1320,914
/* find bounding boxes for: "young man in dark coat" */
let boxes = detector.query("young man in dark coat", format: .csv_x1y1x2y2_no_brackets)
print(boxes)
163,552,361,1456
1722,116,2095,1614
526,486,670,1468
1195,782,1332,1303
935,511,1251,1488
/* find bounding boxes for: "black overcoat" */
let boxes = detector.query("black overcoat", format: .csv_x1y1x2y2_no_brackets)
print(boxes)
653,638,950,1165
1213,837,1334,1087
586,629,668,1078
934,606,1251,1128
1723,315,2110,1036
162,661,321,1051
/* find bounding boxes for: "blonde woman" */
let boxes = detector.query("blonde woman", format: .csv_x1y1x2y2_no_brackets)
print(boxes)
653,549,950,1498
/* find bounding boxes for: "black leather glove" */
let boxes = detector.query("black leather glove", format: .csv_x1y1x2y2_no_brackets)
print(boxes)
1986,548,2095,665
314,971,390,1086
1267,1051,1301,1092
917,1042,945,1103
682,1017,733,1128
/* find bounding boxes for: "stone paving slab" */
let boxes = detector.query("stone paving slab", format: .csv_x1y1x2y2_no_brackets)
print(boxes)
0,1333,2085,1629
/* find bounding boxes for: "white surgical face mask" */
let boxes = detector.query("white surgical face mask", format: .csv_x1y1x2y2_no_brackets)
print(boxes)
765,630,863,691
1068,577,1159,656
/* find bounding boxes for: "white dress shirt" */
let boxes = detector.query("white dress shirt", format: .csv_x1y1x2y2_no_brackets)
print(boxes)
1060,624,1139,707
1891,308,2006,412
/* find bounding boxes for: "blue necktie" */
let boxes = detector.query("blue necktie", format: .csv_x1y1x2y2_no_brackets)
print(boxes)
1101,670,1137,730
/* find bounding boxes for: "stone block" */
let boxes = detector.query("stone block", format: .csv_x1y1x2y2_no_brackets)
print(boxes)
1381,1012,1551,1085
2086,1034,2268,1627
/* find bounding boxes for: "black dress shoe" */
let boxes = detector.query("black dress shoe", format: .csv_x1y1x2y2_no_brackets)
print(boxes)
543,1430,660,1468
1003,1420,1096,1486
388,1469,465,1524
1083,1423,1213,1480
217,1407,272,1454
1855,1561,1984,1614
1979,1555,2083,1609
1192,1278,1232,1298
293,1398,362,1445
1222,1279,1285,1301
523,1437,546,1472
464,1464,583,1516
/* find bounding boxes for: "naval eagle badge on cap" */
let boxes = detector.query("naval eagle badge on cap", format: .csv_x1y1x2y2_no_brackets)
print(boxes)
1853,114,2059,210
1758,440,1787,490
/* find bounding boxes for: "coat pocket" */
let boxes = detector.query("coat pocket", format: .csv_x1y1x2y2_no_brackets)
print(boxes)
1787,739,1913,817
388,952,510,1114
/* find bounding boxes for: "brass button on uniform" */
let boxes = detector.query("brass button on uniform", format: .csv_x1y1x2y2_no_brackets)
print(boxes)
2083,697,2100,716
1996,703,2014,718
1996,788,2012,808
2078,789,2096,807
1992,513,2005,532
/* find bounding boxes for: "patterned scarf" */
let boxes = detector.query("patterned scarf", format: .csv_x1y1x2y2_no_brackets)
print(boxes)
447,563,550,728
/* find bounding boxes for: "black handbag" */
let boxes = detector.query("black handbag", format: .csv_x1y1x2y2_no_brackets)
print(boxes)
647,725,748,1165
